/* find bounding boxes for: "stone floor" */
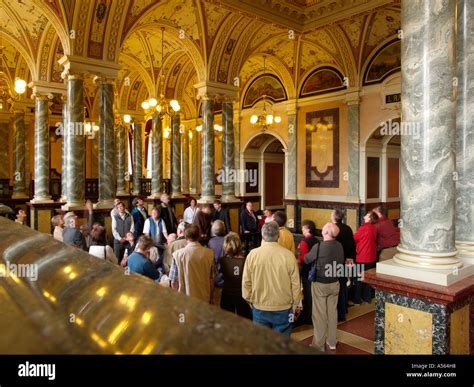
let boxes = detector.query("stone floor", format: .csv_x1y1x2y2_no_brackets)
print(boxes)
291,300,376,354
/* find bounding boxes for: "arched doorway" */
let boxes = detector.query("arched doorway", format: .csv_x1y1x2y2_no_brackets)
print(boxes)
242,132,286,212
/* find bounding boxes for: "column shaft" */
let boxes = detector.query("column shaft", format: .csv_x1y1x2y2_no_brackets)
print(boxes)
64,75,85,209
132,123,142,196
199,98,215,202
221,101,237,201
181,125,189,195
61,99,68,201
347,103,360,198
150,113,163,197
115,124,127,196
12,111,27,199
286,113,297,199
0,121,9,179
32,96,52,202
171,114,182,197
394,0,460,268
96,82,115,207
456,0,474,264
190,127,198,194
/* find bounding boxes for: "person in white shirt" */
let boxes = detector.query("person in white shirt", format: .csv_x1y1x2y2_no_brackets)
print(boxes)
143,207,169,243
88,224,118,264
183,197,199,225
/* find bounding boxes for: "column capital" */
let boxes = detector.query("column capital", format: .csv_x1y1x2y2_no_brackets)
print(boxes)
31,92,53,101
29,80,66,96
93,75,116,86
59,55,120,80
344,89,361,105
193,81,239,102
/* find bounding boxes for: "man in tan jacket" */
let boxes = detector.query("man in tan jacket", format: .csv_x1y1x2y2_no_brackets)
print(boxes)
273,211,296,255
169,225,215,303
242,221,301,336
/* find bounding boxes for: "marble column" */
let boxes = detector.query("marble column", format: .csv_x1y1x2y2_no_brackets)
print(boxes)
392,0,461,270
181,124,189,195
221,101,237,202
347,102,360,198
456,0,474,265
0,120,9,179
171,114,183,198
95,81,115,208
199,98,216,203
63,74,85,210
12,110,27,199
150,113,163,198
190,126,198,195
286,112,297,199
60,98,68,201
233,106,241,197
132,123,142,196
115,124,127,196
31,94,52,203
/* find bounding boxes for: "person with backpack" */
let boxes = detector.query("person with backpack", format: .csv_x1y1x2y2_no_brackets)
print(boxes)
304,222,344,352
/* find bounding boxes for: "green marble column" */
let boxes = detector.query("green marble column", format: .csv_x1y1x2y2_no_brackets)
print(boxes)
233,106,241,197
286,112,297,199
63,74,85,210
132,123,142,196
115,123,127,196
199,98,215,203
0,120,9,179
190,126,199,195
96,81,115,208
61,98,68,201
181,124,189,195
12,110,27,199
171,114,183,198
221,101,237,202
31,94,52,203
347,102,360,198
150,113,163,198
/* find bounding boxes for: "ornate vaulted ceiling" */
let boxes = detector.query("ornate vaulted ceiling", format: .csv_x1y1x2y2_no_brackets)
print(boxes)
0,0,400,119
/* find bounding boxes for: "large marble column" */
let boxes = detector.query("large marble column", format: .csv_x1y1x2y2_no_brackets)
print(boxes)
181,124,189,195
199,98,216,203
390,0,461,272
190,125,198,195
60,97,68,201
63,74,85,210
132,123,142,196
233,106,241,197
115,123,127,196
31,94,52,203
347,101,360,198
221,101,237,202
171,114,183,198
150,113,163,198
95,80,115,208
12,110,27,199
0,120,9,180
286,111,297,199
455,0,474,265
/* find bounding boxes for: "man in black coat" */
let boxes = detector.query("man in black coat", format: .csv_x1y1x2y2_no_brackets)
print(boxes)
211,200,231,232
160,193,178,234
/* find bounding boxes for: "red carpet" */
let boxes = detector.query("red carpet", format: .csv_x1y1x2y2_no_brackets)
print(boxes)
337,310,376,341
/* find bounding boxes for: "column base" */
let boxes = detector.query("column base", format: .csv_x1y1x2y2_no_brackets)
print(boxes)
115,190,128,196
12,193,29,199
198,195,216,204
30,197,53,204
456,241,474,265
61,202,85,211
393,245,462,270
364,269,474,354
94,200,115,209
171,192,185,199
220,195,241,203
377,259,474,286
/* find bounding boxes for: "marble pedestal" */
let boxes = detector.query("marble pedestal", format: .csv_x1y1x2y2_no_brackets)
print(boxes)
365,269,473,355
28,202,64,234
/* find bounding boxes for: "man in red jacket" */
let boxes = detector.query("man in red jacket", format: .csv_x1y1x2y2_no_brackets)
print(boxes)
373,206,400,261
353,211,378,305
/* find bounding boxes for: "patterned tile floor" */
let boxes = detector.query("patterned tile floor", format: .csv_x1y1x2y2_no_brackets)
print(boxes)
292,300,376,354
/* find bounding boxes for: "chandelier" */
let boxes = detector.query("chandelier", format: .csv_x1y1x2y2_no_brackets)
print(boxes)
250,55,281,131
141,27,180,117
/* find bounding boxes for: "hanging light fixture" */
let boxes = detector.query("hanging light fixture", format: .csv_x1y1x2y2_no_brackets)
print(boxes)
249,55,281,131
141,27,180,117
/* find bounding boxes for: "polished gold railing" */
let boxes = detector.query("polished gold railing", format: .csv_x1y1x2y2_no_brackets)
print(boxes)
0,217,315,354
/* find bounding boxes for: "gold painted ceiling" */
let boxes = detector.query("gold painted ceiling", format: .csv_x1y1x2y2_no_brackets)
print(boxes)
0,0,400,119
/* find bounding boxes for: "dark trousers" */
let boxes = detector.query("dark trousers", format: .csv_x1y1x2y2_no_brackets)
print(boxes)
337,277,348,320
301,275,313,324
220,293,252,319
353,262,376,304
241,232,260,256
114,240,126,264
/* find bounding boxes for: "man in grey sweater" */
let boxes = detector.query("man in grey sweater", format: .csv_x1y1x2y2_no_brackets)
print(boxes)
304,222,344,352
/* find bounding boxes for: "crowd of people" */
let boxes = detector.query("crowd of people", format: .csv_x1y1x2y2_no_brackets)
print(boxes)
45,195,400,352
